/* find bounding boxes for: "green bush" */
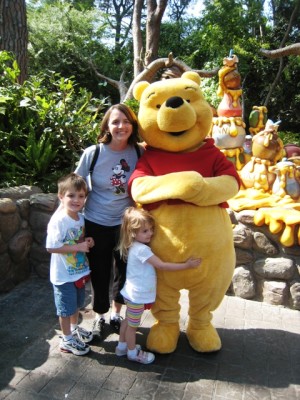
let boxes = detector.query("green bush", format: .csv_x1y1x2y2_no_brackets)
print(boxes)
278,131,300,147
0,51,107,192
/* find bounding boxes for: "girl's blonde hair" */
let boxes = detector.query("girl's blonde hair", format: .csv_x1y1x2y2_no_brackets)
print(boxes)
117,207,155,260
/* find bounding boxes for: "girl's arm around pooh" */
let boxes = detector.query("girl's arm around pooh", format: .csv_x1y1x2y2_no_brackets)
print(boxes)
130,172,239,207
147,255,201,271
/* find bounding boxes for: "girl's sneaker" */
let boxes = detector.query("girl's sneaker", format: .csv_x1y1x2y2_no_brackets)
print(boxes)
72,326,93,343
59,337,90,356
115,344,141,357
127,349,155,364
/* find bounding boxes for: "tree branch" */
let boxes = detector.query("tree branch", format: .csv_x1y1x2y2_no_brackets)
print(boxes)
88,60,128,101
260,43,300,58
124,53,219,101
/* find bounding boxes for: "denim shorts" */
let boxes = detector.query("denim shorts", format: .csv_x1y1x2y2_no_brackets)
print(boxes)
53,282,85,317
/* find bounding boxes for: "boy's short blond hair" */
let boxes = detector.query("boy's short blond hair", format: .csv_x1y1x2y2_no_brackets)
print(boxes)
57,173,88,196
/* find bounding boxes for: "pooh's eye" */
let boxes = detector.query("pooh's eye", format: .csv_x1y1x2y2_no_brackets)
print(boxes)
156,104,161,109
186,99,190,103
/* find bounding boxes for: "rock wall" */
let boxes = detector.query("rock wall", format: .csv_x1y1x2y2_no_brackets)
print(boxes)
0,186,299,310
228,209,300,310
0,186,58,292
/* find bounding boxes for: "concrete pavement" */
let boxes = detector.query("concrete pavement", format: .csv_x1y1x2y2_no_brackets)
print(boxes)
0,274,299,399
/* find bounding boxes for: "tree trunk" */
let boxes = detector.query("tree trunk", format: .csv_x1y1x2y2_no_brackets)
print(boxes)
0,0,28,84
145,0,168,66
132,0,144,77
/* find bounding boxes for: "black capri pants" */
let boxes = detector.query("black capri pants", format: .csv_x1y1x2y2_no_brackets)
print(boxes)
84,219,126,314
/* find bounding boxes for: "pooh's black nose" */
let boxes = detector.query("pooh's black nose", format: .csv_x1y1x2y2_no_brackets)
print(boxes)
165,96,184,109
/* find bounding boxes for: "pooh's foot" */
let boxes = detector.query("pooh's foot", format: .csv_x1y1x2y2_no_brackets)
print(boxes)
186,323,221,353
146,322,180,354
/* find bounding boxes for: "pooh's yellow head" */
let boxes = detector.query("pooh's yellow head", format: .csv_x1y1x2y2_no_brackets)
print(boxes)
133,71,213,152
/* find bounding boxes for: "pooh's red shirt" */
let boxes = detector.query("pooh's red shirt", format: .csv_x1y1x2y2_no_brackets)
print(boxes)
128,138,240,210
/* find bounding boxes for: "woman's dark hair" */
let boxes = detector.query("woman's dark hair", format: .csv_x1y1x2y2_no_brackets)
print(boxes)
97,103,140,145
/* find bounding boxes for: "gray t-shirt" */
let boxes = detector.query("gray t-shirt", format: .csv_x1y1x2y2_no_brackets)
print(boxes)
75,143,142,226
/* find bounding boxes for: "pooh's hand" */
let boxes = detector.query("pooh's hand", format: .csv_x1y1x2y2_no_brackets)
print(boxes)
131,172,239,207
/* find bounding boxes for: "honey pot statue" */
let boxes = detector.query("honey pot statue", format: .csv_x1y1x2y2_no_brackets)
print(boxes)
211,50,246,170
229,120,300,247
269,158,300,201
239,120,285,192
249,105,268,135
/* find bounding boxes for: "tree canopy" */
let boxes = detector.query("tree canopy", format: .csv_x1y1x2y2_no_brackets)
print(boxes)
0,0,299,190
24,0,300,132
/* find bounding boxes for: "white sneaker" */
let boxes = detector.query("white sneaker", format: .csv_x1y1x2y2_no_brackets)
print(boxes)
59,337,90,356
127,349,155,364
73,326,93,343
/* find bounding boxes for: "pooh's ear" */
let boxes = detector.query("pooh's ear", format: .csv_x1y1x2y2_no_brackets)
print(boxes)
133,81,150,101
181,71,201,86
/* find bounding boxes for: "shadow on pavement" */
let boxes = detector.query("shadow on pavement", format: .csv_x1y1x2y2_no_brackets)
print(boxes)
98,325,300,389
0,276,299,399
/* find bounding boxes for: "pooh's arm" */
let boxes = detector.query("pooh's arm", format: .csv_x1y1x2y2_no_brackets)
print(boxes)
131,171,239,206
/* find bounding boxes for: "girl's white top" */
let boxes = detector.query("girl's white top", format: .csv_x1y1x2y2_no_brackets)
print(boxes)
121,241,156,304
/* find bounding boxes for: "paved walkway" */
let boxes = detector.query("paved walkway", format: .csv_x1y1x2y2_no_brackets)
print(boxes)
0,274,299,400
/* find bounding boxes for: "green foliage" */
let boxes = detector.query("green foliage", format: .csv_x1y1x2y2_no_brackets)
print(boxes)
123,98,140,116
278,131,300,146
3,128,58,189
26,0,300,135
0,51,107,192
194,61,220,108
3,1,300,193
27,1,114,100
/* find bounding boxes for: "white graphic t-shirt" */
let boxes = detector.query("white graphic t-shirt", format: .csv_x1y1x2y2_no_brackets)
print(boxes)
46,209,90,285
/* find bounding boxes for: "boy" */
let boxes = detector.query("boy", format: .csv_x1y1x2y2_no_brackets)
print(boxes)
46,173,94,355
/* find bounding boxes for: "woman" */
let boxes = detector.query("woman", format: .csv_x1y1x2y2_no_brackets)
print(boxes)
75,103,143,340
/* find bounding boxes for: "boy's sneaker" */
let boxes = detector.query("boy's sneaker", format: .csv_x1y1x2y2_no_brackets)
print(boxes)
127,349,155,364
110,316,123,333
92,318,105,340
72,326,93,343
59,337,90,356
115,344,141,357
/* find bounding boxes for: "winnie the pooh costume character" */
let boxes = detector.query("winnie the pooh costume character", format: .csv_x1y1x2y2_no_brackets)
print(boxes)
128,71,240,354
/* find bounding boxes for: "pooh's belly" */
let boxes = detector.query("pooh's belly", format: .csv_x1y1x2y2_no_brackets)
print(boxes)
150,203,235,288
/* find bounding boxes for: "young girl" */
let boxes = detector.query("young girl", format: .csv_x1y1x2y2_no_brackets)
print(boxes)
115,207,202,364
